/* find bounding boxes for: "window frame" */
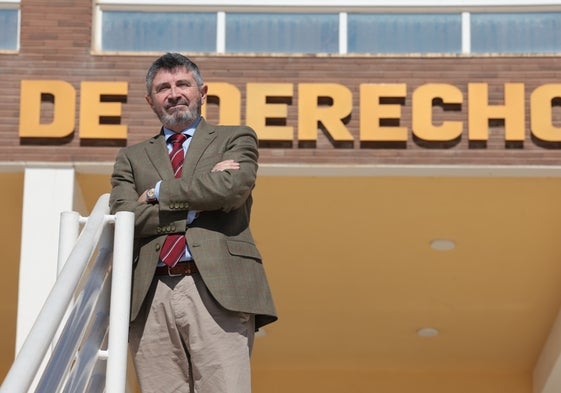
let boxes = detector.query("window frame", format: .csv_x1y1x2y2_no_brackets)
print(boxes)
92,0,561,56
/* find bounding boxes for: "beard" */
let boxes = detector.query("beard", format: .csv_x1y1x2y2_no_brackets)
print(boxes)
156,98,201,129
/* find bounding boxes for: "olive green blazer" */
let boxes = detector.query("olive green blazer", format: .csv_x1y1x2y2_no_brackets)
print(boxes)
109,118,277,329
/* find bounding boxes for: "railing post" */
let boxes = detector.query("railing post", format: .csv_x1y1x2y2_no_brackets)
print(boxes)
53,211,82,352
105,211,134,393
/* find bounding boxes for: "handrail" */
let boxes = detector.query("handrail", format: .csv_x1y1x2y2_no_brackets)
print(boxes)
0,194,135,393
105,200,134,393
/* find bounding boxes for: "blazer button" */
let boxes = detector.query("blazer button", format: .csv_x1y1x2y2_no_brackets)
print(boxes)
155,243,160,251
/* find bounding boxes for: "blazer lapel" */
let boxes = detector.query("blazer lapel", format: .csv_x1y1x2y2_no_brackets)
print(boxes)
144,131,174,180
182,118,216,180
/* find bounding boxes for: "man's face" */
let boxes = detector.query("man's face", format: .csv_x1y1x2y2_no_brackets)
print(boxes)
146,67,207,131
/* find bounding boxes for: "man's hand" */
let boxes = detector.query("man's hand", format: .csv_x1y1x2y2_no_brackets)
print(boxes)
212,159,239,172
138,189,150,203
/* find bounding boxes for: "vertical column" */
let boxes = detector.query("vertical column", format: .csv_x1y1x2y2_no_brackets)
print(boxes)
461,12,470,54
216,11,226,54
339,12,347,55
16,165,75,352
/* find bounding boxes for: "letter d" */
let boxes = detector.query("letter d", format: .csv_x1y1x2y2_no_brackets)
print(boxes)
19,80,76,138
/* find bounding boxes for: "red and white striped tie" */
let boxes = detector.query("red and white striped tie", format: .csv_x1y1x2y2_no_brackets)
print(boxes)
159,133,188,267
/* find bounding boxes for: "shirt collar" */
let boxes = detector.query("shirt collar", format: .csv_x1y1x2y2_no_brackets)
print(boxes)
163,117,201,141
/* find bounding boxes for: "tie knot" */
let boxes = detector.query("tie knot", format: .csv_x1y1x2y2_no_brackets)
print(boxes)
168,133,187,146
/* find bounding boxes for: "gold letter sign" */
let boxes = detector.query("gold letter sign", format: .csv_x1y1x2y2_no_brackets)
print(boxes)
19,80,76,138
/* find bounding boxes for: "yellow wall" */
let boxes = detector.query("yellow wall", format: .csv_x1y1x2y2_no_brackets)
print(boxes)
75,172,112,213
0,173,24,380
252,368,531,393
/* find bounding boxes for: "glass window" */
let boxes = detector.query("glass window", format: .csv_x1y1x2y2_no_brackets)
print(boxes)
471,12,561,54
0,9,18,50
225,13,339,54
94,3,561,56
347,13,462,54
101,11,217,52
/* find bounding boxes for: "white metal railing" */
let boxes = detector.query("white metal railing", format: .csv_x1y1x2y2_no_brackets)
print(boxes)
0,193,135,393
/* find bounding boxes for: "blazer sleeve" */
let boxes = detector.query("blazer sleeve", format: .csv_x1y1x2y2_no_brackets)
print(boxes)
158,125,259,213
110,147,187,238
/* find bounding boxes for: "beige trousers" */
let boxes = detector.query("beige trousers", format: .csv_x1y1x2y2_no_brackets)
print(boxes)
129,273,255,393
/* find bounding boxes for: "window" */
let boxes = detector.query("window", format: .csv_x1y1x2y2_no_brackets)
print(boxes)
0,2,19,51
471,12,561,54
225,13,338,54
347,13,461,54
101,11,216,52
93,1,561,56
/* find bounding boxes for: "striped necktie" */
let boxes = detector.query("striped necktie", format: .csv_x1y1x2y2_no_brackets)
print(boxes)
159,132,188,267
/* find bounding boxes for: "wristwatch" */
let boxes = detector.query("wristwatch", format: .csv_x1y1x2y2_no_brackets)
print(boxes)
146,188,157,204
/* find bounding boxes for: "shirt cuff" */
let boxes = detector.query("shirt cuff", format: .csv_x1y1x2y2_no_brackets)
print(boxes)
154,180,162,199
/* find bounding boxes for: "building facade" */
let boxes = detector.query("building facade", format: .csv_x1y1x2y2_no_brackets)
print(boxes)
3,1,561,392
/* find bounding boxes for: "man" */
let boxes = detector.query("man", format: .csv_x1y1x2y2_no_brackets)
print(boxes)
109,52,277,393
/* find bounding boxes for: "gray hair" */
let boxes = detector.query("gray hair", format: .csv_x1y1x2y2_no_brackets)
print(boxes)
145,53,204,95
